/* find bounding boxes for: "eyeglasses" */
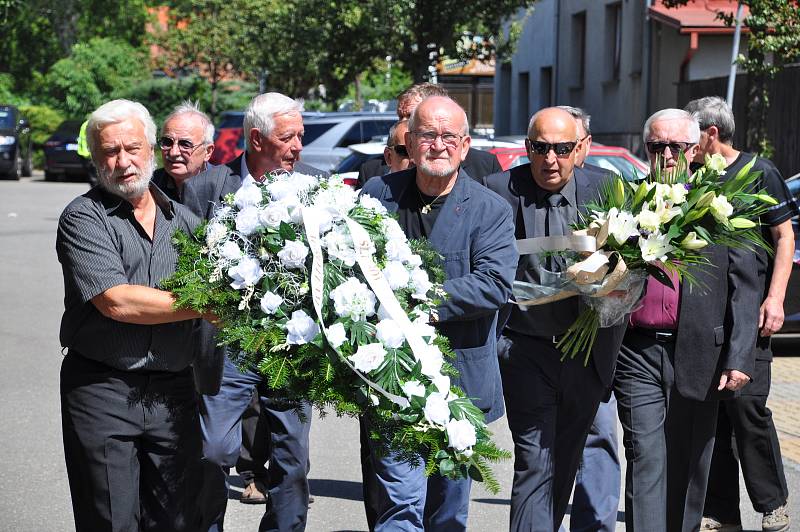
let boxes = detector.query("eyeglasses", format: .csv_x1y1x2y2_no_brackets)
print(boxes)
159,136,202,153
389,144,409,157
645,141,694,155
526,140,578,158
413,131,464,148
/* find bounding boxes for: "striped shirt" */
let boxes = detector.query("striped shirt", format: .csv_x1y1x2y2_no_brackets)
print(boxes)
56,183,200,371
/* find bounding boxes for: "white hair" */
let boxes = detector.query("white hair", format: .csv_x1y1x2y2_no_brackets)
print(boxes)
86,99,157,160
163,100,214,144
243,92,303,152
642,108,701,143
407,96,469,135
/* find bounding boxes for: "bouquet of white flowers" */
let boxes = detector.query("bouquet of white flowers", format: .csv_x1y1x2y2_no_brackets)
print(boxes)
514,153,776,362
163,172,509,490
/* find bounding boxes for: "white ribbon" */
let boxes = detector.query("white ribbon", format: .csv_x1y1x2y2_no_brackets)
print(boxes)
302,206,414,407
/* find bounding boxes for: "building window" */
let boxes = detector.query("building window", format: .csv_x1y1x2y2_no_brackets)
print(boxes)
606,2,622,81
540,66,553,109
518,72,530,133
571,11,587,88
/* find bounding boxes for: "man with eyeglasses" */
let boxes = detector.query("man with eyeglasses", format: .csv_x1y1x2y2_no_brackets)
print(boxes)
613,108,759,531
482,107,629,531
183,92,327,532
360,95,517,531
152,101,220,201
684,97,795,532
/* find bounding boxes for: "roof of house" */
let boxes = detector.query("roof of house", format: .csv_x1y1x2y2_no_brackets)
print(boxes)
649,0,750,34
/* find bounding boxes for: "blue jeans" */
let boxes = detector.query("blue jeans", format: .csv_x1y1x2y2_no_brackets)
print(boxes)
200,358,311,532
561,395,621,531
364,418,472,531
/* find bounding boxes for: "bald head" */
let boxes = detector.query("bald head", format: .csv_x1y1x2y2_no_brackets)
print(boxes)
525,107,582,192
406,96,471,183
408,96,469,136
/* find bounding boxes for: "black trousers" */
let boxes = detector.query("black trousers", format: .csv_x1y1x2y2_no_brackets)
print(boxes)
704,360,789,521
60,352,203,532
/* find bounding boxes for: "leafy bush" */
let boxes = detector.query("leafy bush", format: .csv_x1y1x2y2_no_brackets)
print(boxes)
0,74,29,107
19,105,66,169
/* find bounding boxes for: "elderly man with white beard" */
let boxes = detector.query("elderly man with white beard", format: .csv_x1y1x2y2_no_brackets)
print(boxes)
56,99,215,532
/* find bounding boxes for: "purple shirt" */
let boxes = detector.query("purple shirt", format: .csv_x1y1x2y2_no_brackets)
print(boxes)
630,268,681,329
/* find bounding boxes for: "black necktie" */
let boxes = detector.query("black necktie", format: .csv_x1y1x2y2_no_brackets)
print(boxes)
545,193,566,271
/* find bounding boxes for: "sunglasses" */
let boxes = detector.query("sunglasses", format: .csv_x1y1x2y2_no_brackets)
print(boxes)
645,141,693,155
159,136,202,153
527,140,578,157
389,144,409,157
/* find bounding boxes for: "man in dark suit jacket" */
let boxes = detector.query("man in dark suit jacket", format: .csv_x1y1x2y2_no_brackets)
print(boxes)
360,96,517,531
614,109,760,532
183,92,328,532
483,107,628,532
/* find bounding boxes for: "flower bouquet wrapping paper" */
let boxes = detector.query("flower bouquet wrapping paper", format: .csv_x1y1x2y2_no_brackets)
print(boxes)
162,172,509,490
514,153,777,362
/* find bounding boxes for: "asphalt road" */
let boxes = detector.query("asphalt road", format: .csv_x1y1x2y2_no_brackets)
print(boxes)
1,173,798,531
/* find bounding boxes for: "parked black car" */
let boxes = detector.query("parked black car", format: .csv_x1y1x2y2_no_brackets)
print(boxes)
0,105,32,179
43,120,95,183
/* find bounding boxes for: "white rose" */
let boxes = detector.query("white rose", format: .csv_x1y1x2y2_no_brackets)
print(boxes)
291,172,319,194
710,194,734,224
638,232,676,263
233,181,263,209
330,278,377,321
406,253,423,268
376,319,405,349
267,180,295,201
277,240,309,269
280,195,304,223
410,269,433,299
323,230,356,267
431,373,450,395
636,205,661,233
235,206,263,235
206,222,228,247
219,240,243,261
326,322,348,348
229,257,264,289
381,218,407,243
385,239,413,263
259,291,283,315
446,418,477,451
349,343,386,373
383,261,411,290
606,208,639,246
285,310,320,345
418,345,444,377
359,194,388,214
401,379,426,398
423,393,451,425
259,203,290,228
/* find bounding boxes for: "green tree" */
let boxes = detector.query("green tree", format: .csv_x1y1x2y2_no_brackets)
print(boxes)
664,0,800,156
40,38,150,117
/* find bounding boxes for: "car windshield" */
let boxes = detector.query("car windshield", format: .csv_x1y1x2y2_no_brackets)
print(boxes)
0,110,14,129
302,122,336,145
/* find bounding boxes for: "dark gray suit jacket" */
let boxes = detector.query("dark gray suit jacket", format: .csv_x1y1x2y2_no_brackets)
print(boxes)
183,155,328,394
361,168,518,423
482,163,627,388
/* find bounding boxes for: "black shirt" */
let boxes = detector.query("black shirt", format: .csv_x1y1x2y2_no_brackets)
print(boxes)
397,179,449,240
56,184,200,371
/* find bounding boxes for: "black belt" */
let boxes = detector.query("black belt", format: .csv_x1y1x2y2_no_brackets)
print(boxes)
631,327,676,342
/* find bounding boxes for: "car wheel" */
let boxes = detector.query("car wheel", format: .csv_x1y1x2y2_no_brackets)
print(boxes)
6,150,22,180
22,147,32,177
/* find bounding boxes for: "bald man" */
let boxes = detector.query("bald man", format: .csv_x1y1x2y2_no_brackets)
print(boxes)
483,107,628,531
361,96,517,531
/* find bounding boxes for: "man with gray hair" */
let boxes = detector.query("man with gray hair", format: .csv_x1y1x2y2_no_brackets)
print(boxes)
685,96,794,532
152,101,217,200
56,98,214,531
613,108,759,531
183,92,327,532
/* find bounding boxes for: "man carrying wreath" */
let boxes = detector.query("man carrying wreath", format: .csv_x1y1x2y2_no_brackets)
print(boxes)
482,107,629,531
360,95,517,531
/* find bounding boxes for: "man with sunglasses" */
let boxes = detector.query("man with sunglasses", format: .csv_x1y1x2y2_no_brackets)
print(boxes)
152,101,218,201
685,97,795,532
355,120,413,189
613,108,759,531
360,95,517,531
483,107,629,531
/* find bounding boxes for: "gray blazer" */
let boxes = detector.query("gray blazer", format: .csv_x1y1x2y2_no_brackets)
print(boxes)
361,168,518,423
184,155,328,394
482,163,627,388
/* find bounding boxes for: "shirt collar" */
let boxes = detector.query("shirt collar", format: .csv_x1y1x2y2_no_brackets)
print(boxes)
100,181,176,219
533,173,577,207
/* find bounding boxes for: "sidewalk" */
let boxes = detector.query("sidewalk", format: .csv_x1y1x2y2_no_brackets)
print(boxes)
769,356,800,466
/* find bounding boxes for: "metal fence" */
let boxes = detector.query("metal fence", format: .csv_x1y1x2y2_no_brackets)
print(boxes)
677,65,800,178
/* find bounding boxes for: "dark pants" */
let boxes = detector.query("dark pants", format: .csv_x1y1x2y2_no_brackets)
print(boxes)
200,357,311,532
236,389,271,488
704,360,789,522
498,331,608,532
360,417,381,530
60,352,203,532
614,330,719,532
